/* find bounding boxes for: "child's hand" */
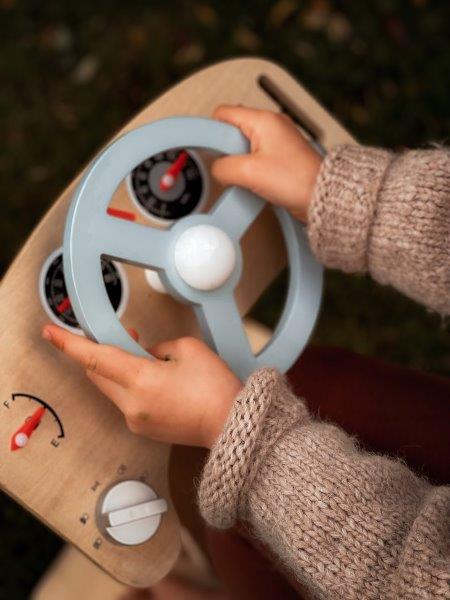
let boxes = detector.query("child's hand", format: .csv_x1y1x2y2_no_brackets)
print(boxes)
212,105,322,223
42,324,241,448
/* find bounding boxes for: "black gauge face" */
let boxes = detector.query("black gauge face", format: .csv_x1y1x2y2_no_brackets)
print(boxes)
41,250,124,331
128,149,206,221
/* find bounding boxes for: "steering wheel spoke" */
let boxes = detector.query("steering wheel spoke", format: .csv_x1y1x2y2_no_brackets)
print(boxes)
97,216,168,270
194,293,258,380
211,186,265,241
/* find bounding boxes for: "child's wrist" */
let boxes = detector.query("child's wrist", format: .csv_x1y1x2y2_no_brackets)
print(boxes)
204,385,242,449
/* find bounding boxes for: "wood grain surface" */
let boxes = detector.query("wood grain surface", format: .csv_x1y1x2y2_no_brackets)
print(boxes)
0,58,354,587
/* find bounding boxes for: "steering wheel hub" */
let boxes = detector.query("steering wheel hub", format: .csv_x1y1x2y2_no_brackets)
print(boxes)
174,224,236,291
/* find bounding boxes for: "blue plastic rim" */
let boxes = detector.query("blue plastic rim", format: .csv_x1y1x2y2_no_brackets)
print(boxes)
63,116,323,380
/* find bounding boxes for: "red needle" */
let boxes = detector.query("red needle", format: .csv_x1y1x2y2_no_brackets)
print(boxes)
56,296,71,314
107,207,136,221
11,406,46,451
160,151,188,191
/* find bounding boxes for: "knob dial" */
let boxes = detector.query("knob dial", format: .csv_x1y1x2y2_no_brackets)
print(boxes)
97,480,168,546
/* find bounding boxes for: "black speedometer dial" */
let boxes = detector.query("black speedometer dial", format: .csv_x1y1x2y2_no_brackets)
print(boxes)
40,249,126,332
128,149,206,221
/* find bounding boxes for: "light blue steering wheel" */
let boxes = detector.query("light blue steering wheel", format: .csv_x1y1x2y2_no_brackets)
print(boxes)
63,117,323,380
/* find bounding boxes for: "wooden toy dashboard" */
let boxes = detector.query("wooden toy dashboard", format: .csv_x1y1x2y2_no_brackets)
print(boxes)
0,58,354,587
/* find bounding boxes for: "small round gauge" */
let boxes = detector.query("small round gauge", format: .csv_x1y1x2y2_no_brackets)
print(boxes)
6,393,65,450
127,149,208,223
39,247,128,334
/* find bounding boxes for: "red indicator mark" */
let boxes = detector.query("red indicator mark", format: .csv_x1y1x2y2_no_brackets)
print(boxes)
107,207,136,221
160,151,188,191
56,296,71,314
11,406,46,451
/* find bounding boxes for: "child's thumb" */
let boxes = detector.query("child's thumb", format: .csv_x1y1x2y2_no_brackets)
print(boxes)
211,154,258,190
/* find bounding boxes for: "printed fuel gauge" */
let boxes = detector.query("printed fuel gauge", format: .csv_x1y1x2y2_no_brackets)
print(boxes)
4,393,65,451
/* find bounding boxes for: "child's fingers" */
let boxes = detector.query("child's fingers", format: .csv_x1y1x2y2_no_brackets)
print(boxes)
86,370,130,413
148,336,205,361
42,324,145,387
147,339,179,361
211,154,260,189
213,105,267,137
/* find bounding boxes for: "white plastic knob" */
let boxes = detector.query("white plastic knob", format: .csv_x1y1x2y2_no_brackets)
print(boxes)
98,480,167,546
145,269,168,294
174,224,236,291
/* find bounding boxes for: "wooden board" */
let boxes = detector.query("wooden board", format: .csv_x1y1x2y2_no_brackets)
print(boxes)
0,58,354,587
32,529,220,600
32,322,271,600
32,545,128,600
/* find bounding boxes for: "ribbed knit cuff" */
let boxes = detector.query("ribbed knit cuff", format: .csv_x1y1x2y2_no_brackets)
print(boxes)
308,144,394,273
198,368,310,529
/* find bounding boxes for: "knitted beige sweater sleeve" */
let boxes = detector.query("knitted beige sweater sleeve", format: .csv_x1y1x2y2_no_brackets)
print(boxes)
198,148,450,598
198,369,450,599
307,145,450,315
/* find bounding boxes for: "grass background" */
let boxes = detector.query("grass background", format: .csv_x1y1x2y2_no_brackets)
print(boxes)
0,0,449,597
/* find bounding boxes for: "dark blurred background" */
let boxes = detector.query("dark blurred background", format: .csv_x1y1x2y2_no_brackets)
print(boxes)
1,0,449,597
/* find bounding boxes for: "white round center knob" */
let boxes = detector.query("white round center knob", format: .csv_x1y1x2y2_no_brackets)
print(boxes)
174,224,236,291
98,480,168,546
